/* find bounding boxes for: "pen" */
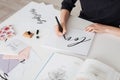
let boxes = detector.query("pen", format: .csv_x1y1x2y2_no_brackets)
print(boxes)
55,16,66,40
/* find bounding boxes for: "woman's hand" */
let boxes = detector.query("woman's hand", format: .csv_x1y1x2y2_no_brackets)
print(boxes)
55,9,70,36
85,23,120,37
85,23,109,33
55,22,67,36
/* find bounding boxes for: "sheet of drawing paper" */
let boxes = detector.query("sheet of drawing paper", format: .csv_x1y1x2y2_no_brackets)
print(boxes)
0,37,28,55
35,53,84,80
0,39,29,80
0,2,48,35
0,2,40,51
0,48,27,80
5,37,28,54
0,2,50,54
7,49,43,80
41,4,60,24
40,27,95,56
39,4,60,30
0,42,43,80
0,40,20,55
33,3,60,32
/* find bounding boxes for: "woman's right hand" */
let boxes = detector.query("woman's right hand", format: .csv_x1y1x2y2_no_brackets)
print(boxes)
55,23,67,36
55,9,70,36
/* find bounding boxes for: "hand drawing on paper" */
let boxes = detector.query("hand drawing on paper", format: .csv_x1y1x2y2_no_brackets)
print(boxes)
64,34,91,47
30,9,46,24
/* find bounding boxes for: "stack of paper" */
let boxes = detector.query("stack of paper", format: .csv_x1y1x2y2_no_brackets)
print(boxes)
0,2,57,80
0,1,95,56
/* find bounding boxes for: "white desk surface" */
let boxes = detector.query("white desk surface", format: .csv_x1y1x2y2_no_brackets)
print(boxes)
0,2,120,72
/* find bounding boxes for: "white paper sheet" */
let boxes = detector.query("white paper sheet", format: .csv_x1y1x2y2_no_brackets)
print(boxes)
7,49,42,80
40,27,95,56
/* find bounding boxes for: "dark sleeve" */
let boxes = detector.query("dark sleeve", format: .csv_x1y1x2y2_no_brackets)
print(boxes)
61,0,77,12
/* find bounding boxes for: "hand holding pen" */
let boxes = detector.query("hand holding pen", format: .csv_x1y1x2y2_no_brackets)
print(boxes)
55,16,67,38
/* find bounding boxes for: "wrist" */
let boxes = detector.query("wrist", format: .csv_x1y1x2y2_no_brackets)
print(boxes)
60,21,66,26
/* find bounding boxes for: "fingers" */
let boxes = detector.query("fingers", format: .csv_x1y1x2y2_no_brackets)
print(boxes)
86,23,108,33
55,24,67,36
55,25,63,36
85,23,102,33
85,24,96,32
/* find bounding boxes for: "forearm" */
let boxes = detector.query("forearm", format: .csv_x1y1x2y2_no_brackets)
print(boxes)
105,26,120,37
55,9,70,36
60,9,70,25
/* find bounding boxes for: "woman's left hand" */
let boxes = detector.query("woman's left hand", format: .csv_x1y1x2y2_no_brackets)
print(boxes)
85,23,120,37
85,23,109,33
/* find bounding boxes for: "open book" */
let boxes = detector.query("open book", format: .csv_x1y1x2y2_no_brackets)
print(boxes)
35,53,120,80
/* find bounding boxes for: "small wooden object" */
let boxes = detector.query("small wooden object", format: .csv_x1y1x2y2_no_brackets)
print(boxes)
23,31,34,38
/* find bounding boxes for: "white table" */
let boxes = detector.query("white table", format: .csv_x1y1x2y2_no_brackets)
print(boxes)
89,33,120,72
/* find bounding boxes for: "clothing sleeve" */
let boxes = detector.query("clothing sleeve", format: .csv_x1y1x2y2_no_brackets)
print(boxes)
61,0,77,12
